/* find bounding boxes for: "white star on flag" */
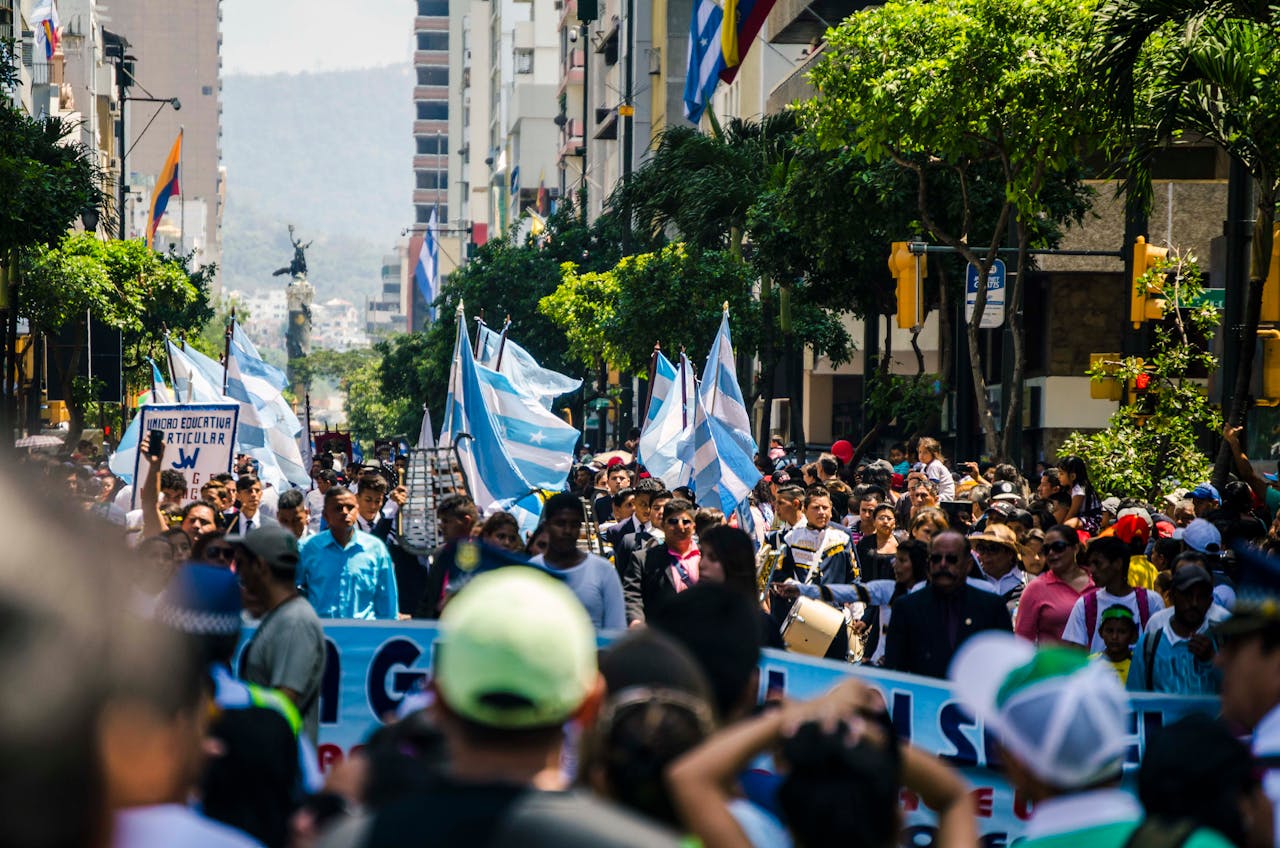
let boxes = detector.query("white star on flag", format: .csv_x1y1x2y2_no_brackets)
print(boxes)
529,430,546,445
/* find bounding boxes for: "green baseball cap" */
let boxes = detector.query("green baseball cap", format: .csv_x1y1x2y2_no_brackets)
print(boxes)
435,568,597,729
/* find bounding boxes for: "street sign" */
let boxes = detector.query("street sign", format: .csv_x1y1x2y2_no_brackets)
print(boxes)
965,259,1007,329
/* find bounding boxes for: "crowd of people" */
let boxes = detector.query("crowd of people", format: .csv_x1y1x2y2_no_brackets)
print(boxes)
10,423,1280,847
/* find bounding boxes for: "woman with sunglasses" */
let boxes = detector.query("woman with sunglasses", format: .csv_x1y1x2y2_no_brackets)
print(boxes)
1014,524,1094,644
193,530,237,568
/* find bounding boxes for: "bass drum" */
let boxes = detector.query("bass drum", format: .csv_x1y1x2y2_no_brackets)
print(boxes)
781,596,846,658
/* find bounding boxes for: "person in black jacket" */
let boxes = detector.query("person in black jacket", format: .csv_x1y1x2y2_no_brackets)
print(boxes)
883,530,1012,678
623,499,696,626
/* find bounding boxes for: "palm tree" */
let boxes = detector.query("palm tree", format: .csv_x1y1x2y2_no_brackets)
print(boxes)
1092,2,1280,484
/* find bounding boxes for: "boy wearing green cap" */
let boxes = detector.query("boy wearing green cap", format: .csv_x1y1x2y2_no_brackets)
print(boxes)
950,633,1232,848
1090,604,1138,684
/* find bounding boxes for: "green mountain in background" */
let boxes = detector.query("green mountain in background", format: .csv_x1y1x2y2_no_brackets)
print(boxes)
221,64,413,300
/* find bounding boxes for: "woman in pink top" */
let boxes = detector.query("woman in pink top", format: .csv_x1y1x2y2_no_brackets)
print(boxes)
1014,524,1094,643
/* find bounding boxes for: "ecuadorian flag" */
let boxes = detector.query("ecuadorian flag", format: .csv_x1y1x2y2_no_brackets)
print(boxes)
146,130,182,248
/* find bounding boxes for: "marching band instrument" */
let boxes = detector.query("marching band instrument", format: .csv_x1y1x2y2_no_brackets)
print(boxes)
755,542,783,605
781,596,847,657
579,497,604,555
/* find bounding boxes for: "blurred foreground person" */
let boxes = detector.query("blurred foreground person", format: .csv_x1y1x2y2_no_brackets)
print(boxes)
350,569,680,846
951,632,1231,848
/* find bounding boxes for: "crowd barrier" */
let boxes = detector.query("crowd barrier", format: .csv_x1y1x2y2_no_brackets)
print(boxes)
242,620,1218,843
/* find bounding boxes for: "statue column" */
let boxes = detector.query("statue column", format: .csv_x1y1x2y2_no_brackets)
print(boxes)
286,273,314,397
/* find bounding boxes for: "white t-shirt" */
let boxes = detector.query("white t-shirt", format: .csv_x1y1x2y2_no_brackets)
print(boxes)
1071,483,1085,498
924,459,955,501
1061,588,1165,652
113,804,263,848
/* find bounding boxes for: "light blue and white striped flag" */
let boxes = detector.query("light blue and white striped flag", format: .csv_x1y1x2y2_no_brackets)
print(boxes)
477,325,582,409
231,323,288,392
683,0,725,123
441,307,540,531
475,363,579,491
166,338,223,402
685,389,762,517
639,351,696,489
149,358,174,404
699,307,757,460
226,341,310,489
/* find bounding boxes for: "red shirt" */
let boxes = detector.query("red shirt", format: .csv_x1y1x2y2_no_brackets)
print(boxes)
1015,568,1094,644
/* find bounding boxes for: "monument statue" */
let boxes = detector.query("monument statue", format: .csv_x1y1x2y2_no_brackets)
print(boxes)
276,225,315,393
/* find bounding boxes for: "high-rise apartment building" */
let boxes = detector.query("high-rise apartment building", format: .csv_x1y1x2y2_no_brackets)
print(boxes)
414,0,452,229
105,0,223,288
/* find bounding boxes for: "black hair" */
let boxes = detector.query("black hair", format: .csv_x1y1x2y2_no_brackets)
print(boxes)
323,484,353,504
181,499,218,520
159,469,188,493
858,486,887,505
357,473,388,495
436,493,478,521
1139,714,1259,848
1045,524,1081,546
633,477,666,495
316,469,338,485
803,487,832,508
1087,536,1132,567
612,487,636,507
234,473,261,492
698,525,757,598
693,507,724,538
543,491,586,520
1152,538,1183,566
276,488,305,511
201,707,299,848
893,538,929,600
779,718,902,848
651,584,761,722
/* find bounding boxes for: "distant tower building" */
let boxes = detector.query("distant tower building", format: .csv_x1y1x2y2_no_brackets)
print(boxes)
410,0,452,331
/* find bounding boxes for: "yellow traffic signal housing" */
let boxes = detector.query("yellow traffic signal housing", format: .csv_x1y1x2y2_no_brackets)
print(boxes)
1130,236,1169,328
890,241,925,330
1261,224,1280,324
1260,330,1280,407
1089,353,1123,401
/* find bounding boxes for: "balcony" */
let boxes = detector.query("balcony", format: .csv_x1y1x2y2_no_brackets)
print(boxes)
557,48,585,95
413,153,449,170
767,0,877,43
558,0,578,29
594,107,618,140
558,119,585,158
413,119,449,135
414,50,450,66
414,85,449,100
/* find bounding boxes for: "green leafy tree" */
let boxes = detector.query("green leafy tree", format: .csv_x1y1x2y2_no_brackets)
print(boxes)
1092,2,1280,485
1061,249,1220,500
21,235,202,435
806,0,1102,460
0,47,103,440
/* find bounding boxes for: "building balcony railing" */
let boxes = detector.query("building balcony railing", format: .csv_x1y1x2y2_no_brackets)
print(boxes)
414,85,449,100
558,119,585,158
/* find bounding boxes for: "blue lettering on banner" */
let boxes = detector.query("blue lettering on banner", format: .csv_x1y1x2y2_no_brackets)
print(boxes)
238,621,1219,842
173,447,200,469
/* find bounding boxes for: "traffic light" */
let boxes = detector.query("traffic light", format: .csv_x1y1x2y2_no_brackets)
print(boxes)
1259,329,1280,407
1130,236,1169,328
1262,224,1280,324
889,241,925,330
1089,352,1123,401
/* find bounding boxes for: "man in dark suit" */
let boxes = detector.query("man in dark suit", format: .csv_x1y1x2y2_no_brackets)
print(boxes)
412,494,479,620
884,530,1012,678
623,498,696,626
224,474,280,537
614,488,671,577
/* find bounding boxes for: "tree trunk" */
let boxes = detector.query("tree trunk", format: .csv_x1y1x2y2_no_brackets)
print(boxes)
1212,186,1276,488
999,219,1030,461
937,263,952,390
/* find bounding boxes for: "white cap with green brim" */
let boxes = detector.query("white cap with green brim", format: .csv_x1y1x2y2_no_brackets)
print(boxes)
950,633,1129,790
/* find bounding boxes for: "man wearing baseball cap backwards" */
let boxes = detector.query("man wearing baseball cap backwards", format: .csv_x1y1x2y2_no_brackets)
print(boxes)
1216,545,1280,841
366,568,680,846
950,633,1232,848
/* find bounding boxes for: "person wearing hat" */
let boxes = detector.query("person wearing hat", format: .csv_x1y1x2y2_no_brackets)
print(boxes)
1179,518,1238,610
949,634,1233,848
1215,544,1280,840
1126,563,1221,695
237,525,327,744
967,524,1026,611
1109,510,1158,590
1189,483,1221,519
365,569,681,846
830,439,855,468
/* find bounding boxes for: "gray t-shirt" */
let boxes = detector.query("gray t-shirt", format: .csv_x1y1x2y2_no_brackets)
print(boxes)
532,553,626,630
242,595,326,742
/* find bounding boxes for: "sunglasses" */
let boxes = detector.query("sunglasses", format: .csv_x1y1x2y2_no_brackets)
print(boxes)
666,517,693,526
1044,540,1072,554
205,545,235,562
929,553,962,565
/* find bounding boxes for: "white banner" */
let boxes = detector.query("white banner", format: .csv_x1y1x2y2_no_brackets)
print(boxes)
131,403,239,507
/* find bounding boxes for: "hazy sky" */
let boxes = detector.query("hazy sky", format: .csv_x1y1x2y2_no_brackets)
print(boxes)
221,0,415,75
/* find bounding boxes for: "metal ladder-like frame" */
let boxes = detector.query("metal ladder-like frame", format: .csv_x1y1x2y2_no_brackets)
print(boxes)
399,442,469,555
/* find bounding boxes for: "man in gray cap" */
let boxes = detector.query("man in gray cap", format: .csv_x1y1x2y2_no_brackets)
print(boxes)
235,525,326,743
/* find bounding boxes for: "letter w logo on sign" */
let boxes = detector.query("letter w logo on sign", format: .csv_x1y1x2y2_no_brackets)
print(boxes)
172,448,200,469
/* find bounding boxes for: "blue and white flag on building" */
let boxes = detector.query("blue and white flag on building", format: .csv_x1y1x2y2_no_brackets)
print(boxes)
684,390,762,517
441,306,539,526
639,352,696,489
414,210,440,322
476,324,582,409
699,307,757,460
683,0,725,123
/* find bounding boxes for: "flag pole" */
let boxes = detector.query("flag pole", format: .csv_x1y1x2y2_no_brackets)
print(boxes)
679,347,688,429
222,308,234,395
178,126,185,253
165,335,182,403
474,308,485,350
494,316,512,370
641,341,660,423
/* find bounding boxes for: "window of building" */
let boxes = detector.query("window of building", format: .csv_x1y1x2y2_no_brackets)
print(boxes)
416,66,449,86
415,170,448,190
416,205,448,223
515,48,534,74
417,32,449,51
417,0,449,16
416,136,449,155
416,101,449,120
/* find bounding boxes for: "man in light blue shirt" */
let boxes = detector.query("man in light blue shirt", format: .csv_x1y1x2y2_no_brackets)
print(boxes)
298,486,398,619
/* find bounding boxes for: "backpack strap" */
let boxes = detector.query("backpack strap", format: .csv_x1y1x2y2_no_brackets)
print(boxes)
1135,587,1151,628
1123,816,1196,848
1143,626,1163,692
1083,589,1099,644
